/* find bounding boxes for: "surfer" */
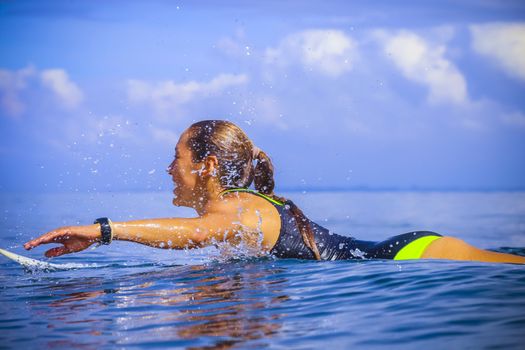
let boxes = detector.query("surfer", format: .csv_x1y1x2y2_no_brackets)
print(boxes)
24,120,525,263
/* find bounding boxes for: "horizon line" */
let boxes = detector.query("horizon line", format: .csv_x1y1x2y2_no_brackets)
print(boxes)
2,185,525,195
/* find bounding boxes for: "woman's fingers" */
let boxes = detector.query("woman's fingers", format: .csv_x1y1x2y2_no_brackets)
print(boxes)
44,239,92,257
44,246,72,258
24,228,71,250
23,226,97,257
24,233,55,250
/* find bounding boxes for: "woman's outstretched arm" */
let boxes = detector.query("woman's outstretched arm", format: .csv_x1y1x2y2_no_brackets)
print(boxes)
421,237,525,264
24,213,240,258
111,217,219,249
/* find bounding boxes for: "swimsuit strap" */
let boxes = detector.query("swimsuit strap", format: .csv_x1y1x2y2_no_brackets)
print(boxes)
218,188,284,206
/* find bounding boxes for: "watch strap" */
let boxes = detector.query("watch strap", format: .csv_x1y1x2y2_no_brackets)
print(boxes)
94,217,113,245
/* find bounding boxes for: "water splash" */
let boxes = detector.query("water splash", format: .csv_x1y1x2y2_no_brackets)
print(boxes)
209,210,271,262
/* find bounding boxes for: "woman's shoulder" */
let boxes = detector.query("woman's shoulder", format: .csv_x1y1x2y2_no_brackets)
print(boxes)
212,191,282,247
214,191,281,220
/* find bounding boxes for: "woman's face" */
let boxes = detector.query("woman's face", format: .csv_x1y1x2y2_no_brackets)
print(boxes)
167,131,203,207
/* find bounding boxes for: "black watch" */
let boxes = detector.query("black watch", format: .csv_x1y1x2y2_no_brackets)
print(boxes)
94,217,113,245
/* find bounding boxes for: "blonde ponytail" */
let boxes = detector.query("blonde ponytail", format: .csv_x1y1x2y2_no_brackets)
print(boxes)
253,149,275,195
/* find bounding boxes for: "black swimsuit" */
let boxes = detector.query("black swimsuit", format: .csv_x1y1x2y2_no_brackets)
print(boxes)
220,188,442,261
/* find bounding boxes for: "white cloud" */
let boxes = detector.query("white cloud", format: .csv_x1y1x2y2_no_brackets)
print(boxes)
265,29,357,77
40,69,84,109
379,30,467,105
0,66,84,117
470,23,525,81
501,111,525,128
127,73,249,116
217,36,245,57
0,66,35,117
216,28,250,57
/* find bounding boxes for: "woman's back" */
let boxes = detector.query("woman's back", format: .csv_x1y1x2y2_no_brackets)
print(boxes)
221,188,444,261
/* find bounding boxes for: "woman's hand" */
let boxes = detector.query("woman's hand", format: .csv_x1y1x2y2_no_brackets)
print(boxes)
24,225,101,258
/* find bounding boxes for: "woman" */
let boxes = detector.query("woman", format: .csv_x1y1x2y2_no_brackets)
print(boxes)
24,120,525,263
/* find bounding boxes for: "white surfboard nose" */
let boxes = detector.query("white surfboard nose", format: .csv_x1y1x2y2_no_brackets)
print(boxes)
0,248,95,271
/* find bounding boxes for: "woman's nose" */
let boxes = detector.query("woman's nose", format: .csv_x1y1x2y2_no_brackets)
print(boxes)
166,161,175,174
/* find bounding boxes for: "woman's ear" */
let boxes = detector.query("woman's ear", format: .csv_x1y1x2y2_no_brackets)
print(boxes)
202,155,219,177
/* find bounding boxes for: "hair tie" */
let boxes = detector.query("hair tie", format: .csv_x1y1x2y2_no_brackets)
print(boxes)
252,145,261,159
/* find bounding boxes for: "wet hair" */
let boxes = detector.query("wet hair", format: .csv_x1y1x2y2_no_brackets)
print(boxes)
186,120,322,260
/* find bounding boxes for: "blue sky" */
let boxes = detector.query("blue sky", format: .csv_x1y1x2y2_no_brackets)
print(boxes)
1,0,524,192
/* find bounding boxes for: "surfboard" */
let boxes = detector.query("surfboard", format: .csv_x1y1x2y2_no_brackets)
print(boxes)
0,248,94,271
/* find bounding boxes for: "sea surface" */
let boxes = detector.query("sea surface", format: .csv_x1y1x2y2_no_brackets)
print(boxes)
1,191,525,349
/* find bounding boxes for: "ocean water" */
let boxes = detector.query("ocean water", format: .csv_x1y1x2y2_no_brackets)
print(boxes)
1,191,524,349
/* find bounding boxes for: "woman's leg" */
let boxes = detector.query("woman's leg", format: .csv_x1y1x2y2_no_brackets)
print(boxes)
421,237,525,264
